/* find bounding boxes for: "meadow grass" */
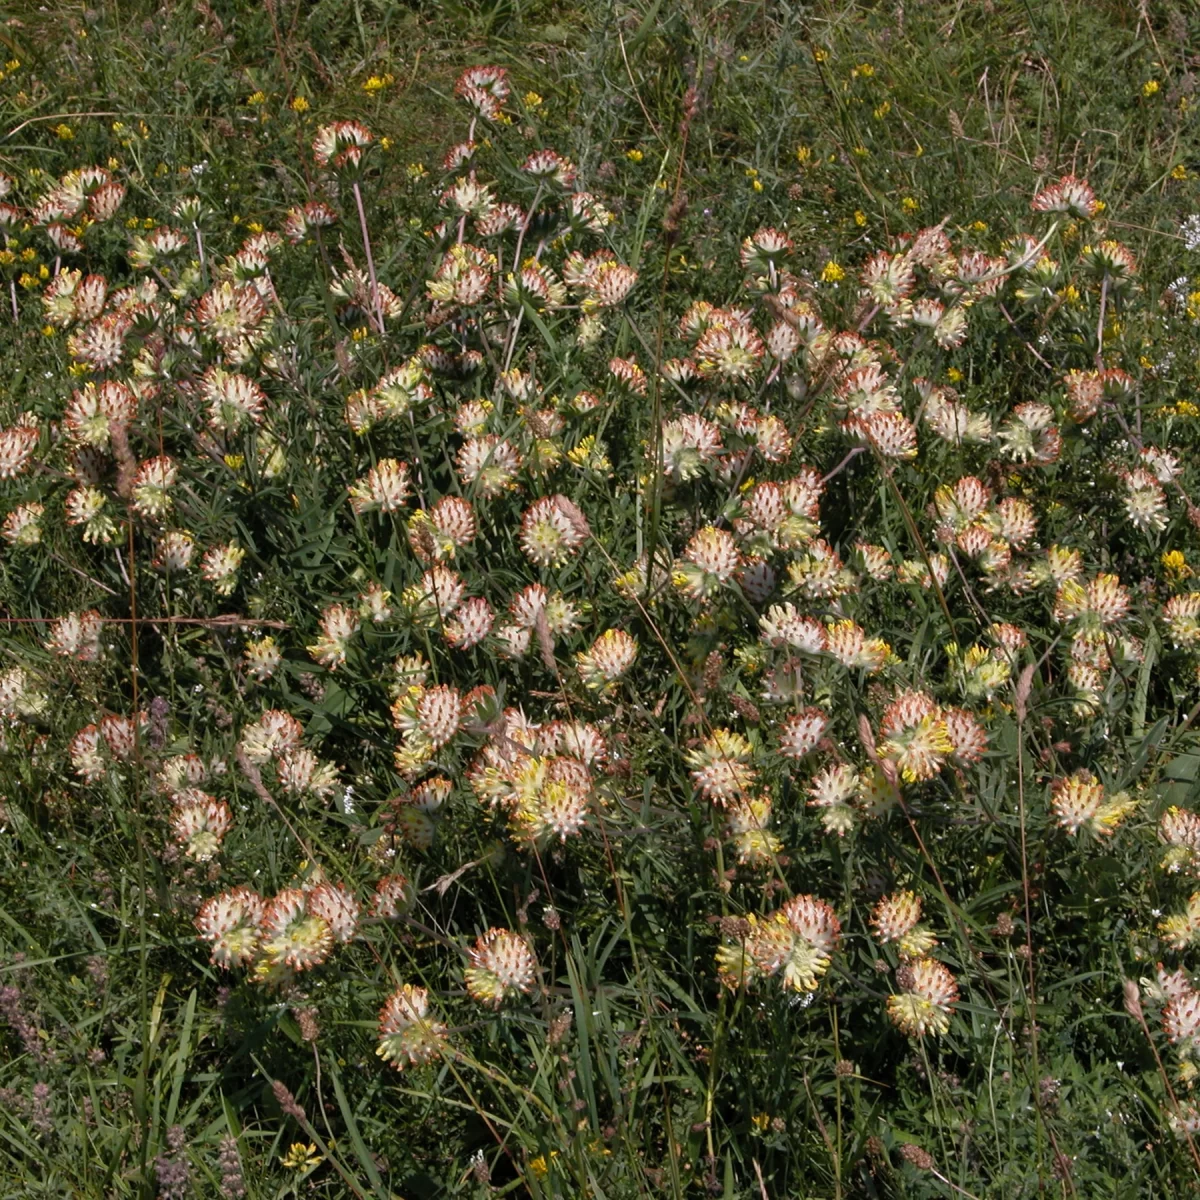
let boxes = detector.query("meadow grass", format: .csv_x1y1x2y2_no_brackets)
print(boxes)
0,1,1199,1197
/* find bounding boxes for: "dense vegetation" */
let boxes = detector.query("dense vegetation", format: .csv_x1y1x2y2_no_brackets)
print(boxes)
3,1,1200,1195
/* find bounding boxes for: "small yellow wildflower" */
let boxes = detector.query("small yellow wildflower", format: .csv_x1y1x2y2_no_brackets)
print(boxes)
37,264,48,280
796,144,812,165
54,124,74,140
142,217,156,229
247,221,263,234
626,148,644,163
223,454,245,471
19,248,36,263
852,63,875,78
280,1143,322,1171
971,220,988,232
528,1151,559,1177
745,167,758,177
739,54,749,63
946,367,964,384
901,196,919,213
1172,164,1189,181
247,91,267,106
41,325,55,337
5,60,19,71
290,96,310,113
813,48,829,63
1093,200,1106,213
351,326,370,342
821,260,845,284
17,272,38,290
0,250,14,266
752,179,763,192
406,162,427,180
1177,400,1200,417
1143,79,1160,97
751,1113,771,1133
1059,284,1081,306
852,145,869,158
854,210,867,227
873,100,891,119
1162,550,1192,583
380,136,392,150
362,73,394,94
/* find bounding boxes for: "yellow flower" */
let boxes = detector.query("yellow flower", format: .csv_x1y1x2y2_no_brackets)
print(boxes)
852,63,875,78
971,220,988,232
1093,200,1106,213
1142,79,1159,97
821,260,845,283
54,123,74,140
290,96,310,113
1162,550,1192,582
626,148,644,163
852,145,869,158
280,1143,322,1171
752,179,763,192
406,162,427,180
854,210,867,226
37,264,48,280
1177,400,1200,417
380,136,392,150
901,196,919,213
796,144,812,165
223,454,245,470
362,73,394,93
813,47,829,63
873,100,891,119
946,367,964,383
738,54,749,63
41,325,55,337
528,1151,559,1178
19,248,35,262
247,90,267,106
523,91,543,108
751,1113,771,1133
5,59,19,71
1172,164,1189,180
745,167,758,177
17,272,38,290
1058,284,1081,306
